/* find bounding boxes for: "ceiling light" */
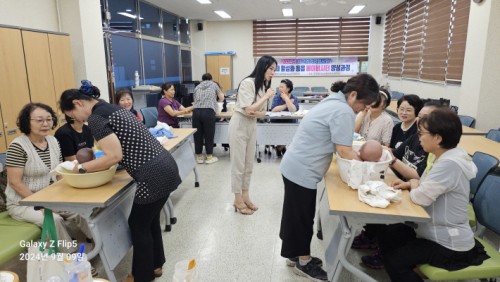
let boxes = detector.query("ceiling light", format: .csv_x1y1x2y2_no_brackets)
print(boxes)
280,0,291,3
117,12,144,20
214,10,231,19
282,8,293,17
348,5,365,14
197,0,212,4
125,9,132,12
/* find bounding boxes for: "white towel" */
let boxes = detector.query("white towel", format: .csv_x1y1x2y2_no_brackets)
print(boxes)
358,181,402,208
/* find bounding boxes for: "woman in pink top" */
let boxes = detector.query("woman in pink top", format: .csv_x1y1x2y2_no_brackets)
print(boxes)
157,83,193,128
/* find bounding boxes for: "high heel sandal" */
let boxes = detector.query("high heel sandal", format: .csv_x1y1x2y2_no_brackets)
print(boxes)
233,203,254,215
244,202,259,211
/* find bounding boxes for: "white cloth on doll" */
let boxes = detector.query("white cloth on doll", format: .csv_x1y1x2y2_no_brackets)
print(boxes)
347,160,379,189
358,181,402,208
57,160,78,171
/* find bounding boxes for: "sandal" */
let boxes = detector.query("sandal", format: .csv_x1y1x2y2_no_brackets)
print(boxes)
233,203,253,215
91,266,98,277
244,202,259,211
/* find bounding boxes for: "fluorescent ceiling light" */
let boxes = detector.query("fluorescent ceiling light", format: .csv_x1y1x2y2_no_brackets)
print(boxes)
214,10,231,19
197,0,212,4
282,8,293,17
348,5,365,14
126,9,132,12
117,12,144,20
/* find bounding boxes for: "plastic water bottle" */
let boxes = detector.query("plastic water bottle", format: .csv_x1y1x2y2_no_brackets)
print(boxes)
134,70,140,88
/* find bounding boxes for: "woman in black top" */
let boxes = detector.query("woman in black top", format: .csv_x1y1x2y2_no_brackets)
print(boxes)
59,80,181,282
54,114,94,161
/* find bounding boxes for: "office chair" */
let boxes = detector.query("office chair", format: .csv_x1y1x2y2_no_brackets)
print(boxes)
458,115,476,128
390,91,404,100
140,107,158,128
486,129,500,142
418,174,500,280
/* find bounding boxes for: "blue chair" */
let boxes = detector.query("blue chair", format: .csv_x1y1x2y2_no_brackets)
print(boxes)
486,129,500,142
311,86,328,92
293,86,310,94
225,89,237,97
459,115,476,128
391,91,404,100
470,152,499,200
418,174,500,280
468,152,498,227
140,107,158,128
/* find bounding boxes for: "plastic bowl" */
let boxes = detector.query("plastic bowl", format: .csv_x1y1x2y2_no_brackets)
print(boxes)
55,164,118,189
336,142,392,184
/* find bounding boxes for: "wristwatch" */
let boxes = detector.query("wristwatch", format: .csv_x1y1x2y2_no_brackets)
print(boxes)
78,164,87,174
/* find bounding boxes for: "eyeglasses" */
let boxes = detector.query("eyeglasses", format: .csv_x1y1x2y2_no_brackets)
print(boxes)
31,118,54,125
398,107,414,114
417,130,432,137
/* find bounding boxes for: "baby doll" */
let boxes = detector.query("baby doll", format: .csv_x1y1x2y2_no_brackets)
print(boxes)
359,140,383,162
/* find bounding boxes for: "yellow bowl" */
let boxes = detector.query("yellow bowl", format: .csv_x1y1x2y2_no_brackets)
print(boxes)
55,164,118,189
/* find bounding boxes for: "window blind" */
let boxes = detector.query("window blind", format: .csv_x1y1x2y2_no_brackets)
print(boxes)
446,0,470,81
253,17,370,58
382,0,470,83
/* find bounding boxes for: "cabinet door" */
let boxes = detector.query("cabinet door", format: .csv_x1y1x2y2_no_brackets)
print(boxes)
22,31,58,115
48,34,76,124
218,55,232,91
0,104,7,153
206,55,219,82
0,28,31,147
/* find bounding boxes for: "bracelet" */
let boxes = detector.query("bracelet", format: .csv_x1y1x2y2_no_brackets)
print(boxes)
389,158,397,166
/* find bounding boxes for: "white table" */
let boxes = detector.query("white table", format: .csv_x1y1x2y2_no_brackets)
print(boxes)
318,158,430,281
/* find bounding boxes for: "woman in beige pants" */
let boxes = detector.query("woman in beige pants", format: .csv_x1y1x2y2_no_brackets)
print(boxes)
229,56,277,215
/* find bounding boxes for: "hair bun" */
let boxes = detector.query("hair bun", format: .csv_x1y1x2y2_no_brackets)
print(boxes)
331,81,347,93
80,80,94,96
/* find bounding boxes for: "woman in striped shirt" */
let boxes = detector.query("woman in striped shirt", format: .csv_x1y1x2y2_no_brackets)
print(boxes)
5,103,92,253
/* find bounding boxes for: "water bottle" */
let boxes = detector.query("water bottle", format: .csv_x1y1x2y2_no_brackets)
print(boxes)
134,70,140,88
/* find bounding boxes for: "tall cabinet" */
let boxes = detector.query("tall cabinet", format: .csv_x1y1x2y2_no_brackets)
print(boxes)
205,54,233,92
0,26,75,154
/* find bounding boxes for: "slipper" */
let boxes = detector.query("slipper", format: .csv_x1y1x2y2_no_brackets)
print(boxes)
91,266,98,277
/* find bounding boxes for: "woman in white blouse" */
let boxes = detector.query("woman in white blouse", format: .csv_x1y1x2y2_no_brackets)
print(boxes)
354,88,393,146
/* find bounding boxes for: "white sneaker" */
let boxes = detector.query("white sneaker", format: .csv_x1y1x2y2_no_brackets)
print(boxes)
196,156,204,164
205,156,218,164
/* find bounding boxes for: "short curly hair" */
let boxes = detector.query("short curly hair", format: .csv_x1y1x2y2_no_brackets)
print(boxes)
17,103,58,134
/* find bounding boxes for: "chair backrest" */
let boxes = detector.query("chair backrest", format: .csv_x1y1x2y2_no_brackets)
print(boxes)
311,86,328,92
458,115,476,128
486,129,500,142
473,174,500,235
293,86,310,92
225,89,237,97
391,91,404,100
140,107,158,128
469,151,499,201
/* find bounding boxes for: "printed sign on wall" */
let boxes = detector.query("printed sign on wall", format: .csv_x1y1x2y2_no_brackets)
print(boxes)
272,57,359,76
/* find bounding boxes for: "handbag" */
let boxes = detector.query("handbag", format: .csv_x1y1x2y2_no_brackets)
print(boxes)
26,209,91,282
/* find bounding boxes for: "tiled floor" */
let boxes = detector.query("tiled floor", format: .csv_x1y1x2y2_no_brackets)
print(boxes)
2,147,498,281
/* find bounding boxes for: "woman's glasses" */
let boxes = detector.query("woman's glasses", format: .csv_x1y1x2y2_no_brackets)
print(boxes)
31,118,55,125
417,130,432,137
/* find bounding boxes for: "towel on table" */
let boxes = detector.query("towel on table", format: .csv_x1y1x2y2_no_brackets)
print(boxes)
358,181,402,208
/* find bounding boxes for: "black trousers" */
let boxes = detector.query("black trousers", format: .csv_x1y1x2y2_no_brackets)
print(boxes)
280,175,317,258
192,108,216,155
378,224,488,282
128,196,169,282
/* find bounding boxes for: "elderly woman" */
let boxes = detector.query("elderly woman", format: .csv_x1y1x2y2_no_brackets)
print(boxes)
60,81,181,282
378,109,488,281
116,88,143,122
354,87,393,146
158,83,193,128
5,103,92,253
271,78,300,156
192,73,224,164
